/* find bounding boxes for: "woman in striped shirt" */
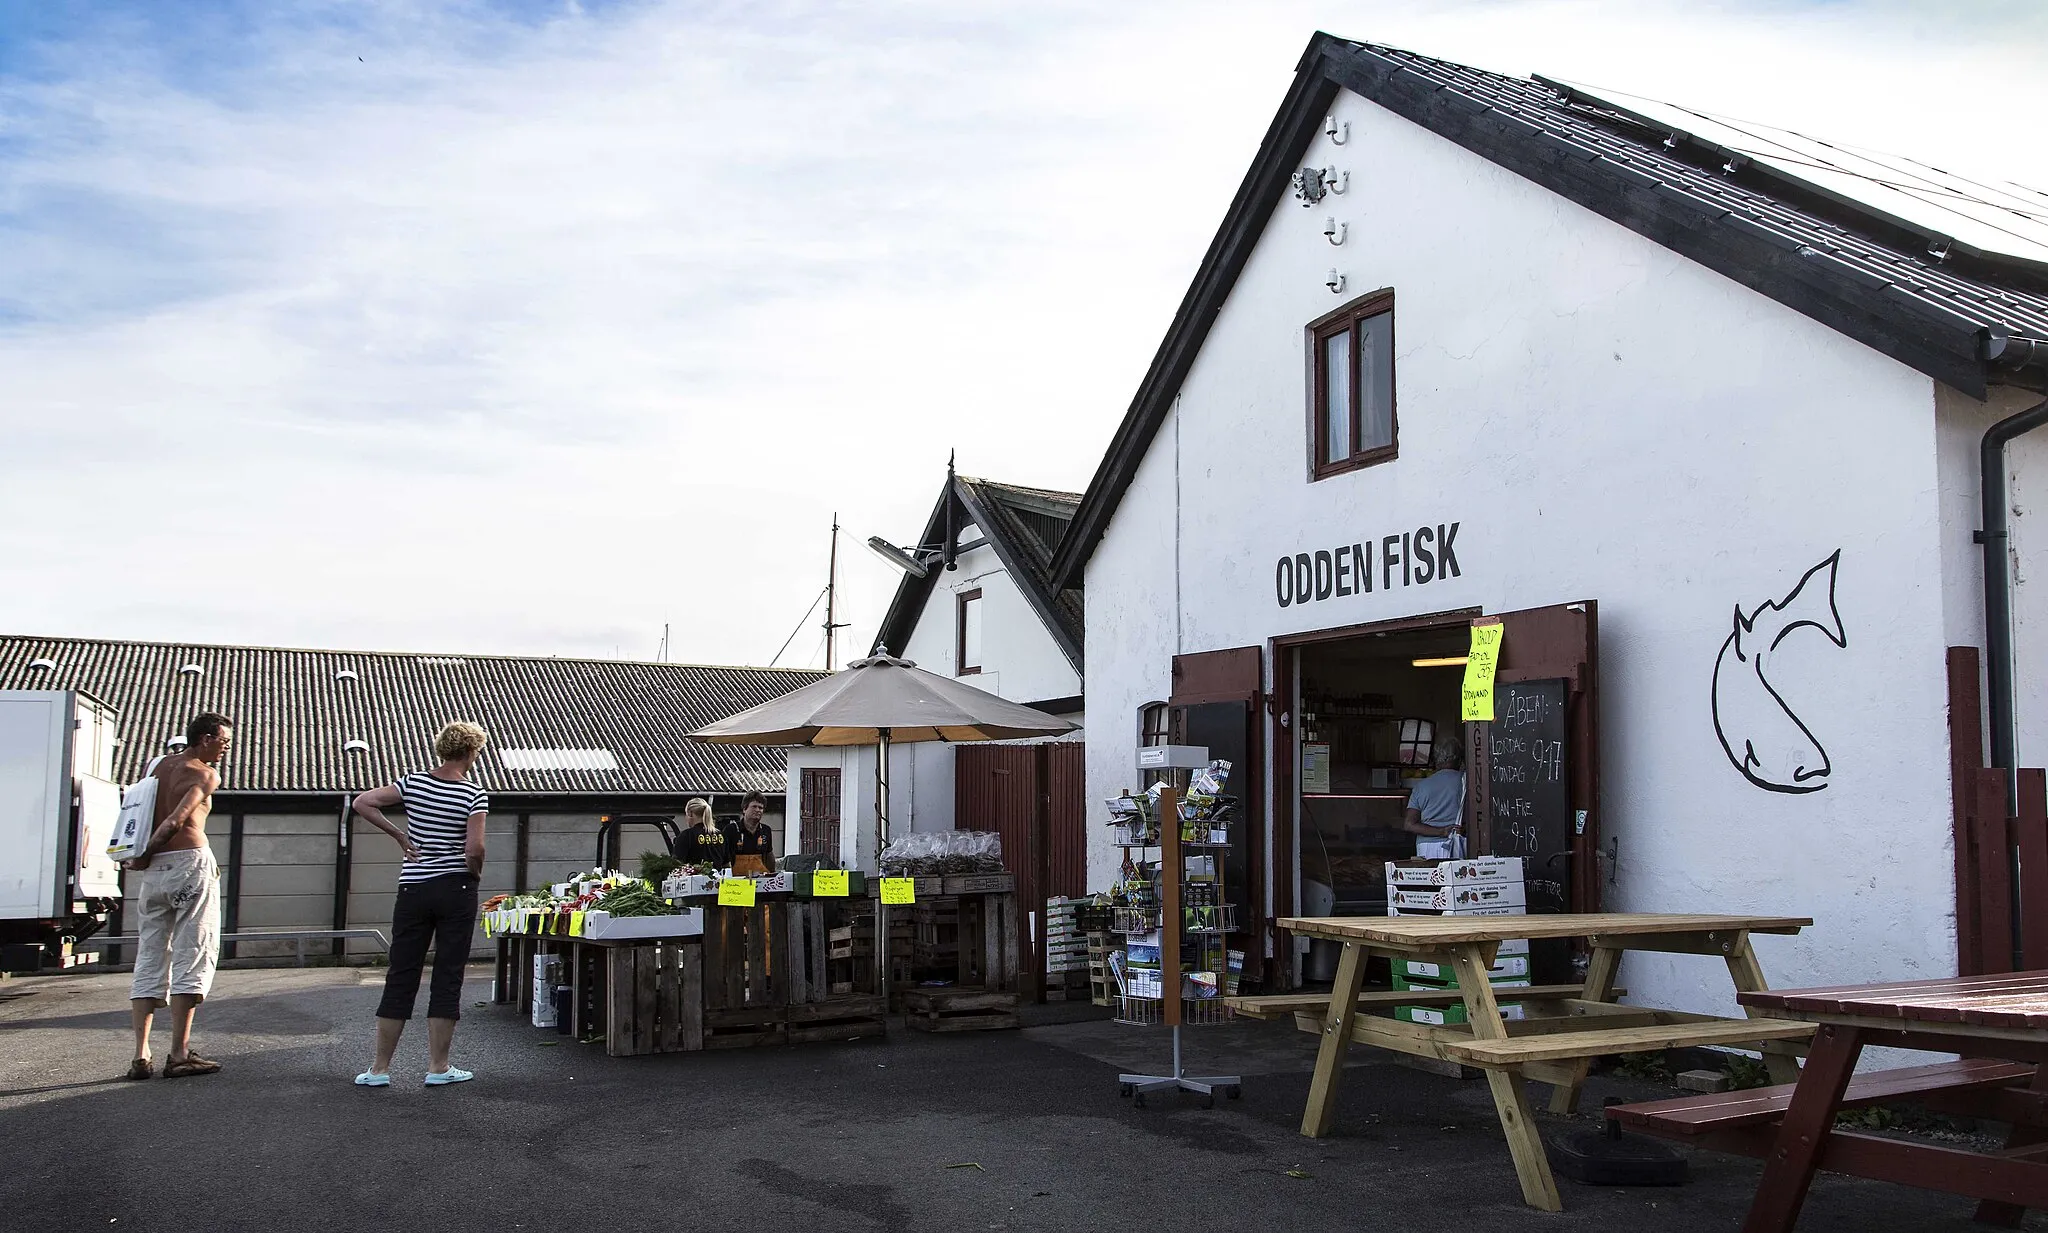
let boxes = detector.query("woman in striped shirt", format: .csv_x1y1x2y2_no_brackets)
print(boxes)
350,721,491,1087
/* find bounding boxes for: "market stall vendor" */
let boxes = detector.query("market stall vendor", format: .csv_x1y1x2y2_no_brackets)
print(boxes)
677,798,730,867
1401,741,1467,859
725,790,777,876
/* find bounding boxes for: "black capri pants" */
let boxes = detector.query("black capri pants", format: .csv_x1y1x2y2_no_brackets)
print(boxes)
376,871,479,1021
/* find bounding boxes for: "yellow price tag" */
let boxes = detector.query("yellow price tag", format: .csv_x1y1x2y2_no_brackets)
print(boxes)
880,877,916,906
569,911,585,937
812,869,849,897
719,878,757,907
1461,621,1504,722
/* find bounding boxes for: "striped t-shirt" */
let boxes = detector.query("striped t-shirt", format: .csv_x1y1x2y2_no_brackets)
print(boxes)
396,771,489,884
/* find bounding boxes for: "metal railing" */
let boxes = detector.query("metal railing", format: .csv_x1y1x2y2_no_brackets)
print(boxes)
92,928,390,967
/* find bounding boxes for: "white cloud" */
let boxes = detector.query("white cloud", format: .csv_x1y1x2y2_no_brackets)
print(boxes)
1,0,2041,666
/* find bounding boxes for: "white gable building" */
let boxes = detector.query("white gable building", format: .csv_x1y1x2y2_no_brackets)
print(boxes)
1047,36,2048,1009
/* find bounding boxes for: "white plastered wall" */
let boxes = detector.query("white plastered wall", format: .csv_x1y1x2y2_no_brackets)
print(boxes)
1086,84,1965,1012
898,539,1081,705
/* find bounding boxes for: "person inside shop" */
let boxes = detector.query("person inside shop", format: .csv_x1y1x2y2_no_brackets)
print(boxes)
725,790,777,876
1402,740,1467,860
677,797,729,868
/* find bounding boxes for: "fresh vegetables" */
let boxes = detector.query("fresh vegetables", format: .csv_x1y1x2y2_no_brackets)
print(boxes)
637,851,683,885
592,880,667,917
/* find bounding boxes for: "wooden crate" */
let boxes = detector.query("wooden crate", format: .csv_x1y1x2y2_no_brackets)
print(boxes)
699,900,836,1011
901,986,1020,1032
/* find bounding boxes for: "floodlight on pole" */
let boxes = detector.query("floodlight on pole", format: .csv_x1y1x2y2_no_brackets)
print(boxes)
865,536,941,578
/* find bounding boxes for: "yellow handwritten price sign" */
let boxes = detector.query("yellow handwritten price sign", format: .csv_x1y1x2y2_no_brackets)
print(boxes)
718,878,757,907
813,869,849,897
880,877,916,906
569,911,586,937
1461,621,1504,722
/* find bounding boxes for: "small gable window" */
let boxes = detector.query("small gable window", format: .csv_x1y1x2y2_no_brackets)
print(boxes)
956,589,984,676
1309,288,1397,479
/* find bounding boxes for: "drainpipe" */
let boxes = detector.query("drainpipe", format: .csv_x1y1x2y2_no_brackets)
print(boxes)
1978,392,2048,974
1979,393,2048,782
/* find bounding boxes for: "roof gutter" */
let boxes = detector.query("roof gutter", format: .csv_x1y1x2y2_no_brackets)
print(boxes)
1984,331,2048,394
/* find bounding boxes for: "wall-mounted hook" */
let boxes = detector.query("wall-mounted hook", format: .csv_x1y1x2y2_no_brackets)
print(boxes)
1323,217,1345,246
1325,269,1345,294
1323,168,1349,195
1325,115,1348,145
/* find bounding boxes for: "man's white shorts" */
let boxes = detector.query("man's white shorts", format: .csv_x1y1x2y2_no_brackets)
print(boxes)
129,847,221,1003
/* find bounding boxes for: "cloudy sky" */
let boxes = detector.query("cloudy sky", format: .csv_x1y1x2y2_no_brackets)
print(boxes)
2,0,2043,669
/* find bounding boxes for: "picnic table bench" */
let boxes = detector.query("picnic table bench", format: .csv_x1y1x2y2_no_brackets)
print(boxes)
1609,971,2048,1232
1231,912,1813,1212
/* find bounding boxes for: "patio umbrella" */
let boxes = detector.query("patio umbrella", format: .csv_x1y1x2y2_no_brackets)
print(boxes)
692,650,1076,852
692,651,1075,1001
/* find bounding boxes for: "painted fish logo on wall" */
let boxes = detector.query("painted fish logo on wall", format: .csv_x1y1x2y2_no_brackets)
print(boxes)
1711,552,1846,794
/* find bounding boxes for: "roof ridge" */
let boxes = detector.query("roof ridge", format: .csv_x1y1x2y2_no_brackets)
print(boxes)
0,633,827,676
956,475,1083,502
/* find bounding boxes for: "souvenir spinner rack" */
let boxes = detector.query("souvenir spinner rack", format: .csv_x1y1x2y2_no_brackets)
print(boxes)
1107,744,1242,1108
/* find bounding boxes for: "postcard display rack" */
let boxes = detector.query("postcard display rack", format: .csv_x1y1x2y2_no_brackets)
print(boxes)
1108,744,1242,1108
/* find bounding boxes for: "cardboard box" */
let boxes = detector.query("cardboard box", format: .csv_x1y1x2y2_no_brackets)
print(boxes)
1384,857,1525,888
752,872,795,895
1394,1001,1526,1026
1398,954,1530,981
1389,901,1527,920
1390,882,1527,912
580,909,704,940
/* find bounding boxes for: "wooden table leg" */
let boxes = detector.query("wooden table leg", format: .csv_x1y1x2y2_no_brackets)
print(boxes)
1546,943,1623,1114
1301,941,1367,1138
1976,1064,2048,1226
1727,933,1803,1084
570,942,589,1039
1453,942,1562,1212
1742,1022,1863,1233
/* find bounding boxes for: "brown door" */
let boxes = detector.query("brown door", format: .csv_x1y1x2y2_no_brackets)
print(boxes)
1169,646,1268,987
953,743,1087,999
799,767,842,859
1465,601,1601,915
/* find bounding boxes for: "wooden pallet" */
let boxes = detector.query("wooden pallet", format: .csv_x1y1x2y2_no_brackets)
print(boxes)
901,986,1020,1033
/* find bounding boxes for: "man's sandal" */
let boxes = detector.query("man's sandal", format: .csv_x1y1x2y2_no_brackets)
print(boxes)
124,1057,153,1081
164,1054,221,1078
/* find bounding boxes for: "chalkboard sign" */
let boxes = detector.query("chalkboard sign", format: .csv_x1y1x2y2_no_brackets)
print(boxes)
1487,677,1570,914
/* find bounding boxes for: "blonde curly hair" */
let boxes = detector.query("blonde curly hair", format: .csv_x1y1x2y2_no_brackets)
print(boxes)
433,721,490,762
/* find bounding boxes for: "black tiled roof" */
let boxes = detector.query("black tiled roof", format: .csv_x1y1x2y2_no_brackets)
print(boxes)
0,635,822,796
872,474,1083,676
1049,34,2048,587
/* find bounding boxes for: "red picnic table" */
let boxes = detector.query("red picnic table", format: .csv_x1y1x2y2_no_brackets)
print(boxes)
1610,971,2048,1232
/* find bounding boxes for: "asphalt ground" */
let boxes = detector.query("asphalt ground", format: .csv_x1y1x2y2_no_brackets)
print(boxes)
0,966,2038,1232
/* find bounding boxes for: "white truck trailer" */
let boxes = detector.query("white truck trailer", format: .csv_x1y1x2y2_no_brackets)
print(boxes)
0,690,123,971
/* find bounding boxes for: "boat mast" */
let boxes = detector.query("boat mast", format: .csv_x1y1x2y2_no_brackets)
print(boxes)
824,513,840,670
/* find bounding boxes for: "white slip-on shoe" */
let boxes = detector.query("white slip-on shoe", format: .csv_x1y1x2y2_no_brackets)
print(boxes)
354,1071,391,1087
423,1067,474,1086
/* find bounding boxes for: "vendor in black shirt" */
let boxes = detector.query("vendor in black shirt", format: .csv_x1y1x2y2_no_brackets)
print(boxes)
726,790,777,876
677,798,730,868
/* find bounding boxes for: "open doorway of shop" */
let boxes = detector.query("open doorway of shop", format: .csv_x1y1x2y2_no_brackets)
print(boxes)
1276,602,1601,991
1293,624,1471,984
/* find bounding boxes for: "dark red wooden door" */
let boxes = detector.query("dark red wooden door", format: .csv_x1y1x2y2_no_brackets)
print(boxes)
799,767,841,859
1466,601,1601,914
1170,645,1268,986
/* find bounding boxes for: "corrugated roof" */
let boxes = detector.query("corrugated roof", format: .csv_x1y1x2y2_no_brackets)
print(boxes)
0,635,822,796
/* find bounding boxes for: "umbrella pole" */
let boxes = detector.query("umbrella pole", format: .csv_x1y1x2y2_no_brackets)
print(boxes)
877,728,892,1011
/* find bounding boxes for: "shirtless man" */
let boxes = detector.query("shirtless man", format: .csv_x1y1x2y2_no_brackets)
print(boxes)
126,712,233,1079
